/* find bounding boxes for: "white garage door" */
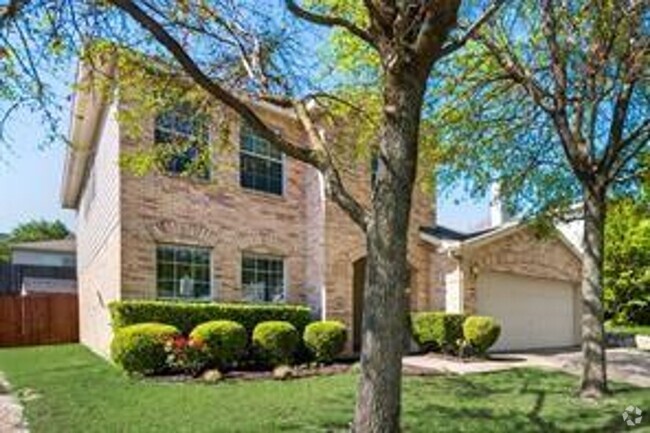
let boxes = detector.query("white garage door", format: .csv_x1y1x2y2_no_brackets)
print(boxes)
476,272,577,351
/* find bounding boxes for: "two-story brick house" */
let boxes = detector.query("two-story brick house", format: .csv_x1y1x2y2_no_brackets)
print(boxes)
62,59,584,356
61,59,435,355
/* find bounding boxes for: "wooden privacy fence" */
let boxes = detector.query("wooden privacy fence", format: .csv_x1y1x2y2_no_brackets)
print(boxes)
0,293,79,347
0,264,77,294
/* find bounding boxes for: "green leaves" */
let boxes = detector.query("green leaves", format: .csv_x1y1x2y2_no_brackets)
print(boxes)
605,197,650,325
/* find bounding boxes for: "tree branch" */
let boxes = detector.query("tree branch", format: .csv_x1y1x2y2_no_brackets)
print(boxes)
0,0,29,25
284,0,376,49
362,0,393,36
110,0,368,229
478,33,554,113
607,119,650,183
436,0,506,60
478,31,593,180
413,0,461,63
541,0,568,100
293,101,369,228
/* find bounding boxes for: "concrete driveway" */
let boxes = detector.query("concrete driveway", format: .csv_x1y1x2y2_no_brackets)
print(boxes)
403,348,650,387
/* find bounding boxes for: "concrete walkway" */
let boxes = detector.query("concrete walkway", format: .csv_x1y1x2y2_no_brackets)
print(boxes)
0,374,28,433
404,348,650,387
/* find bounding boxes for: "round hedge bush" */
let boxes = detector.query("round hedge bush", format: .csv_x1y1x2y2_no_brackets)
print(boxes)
252,321,299,366
110,323,180,374
190,320,247,368
303,321,347,363
463,316,501,355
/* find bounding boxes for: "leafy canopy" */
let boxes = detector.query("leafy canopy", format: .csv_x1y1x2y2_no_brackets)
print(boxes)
432,0,649,218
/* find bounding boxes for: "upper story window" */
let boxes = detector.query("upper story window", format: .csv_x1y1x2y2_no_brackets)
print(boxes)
156,244,211,300
154,104,210,179
241,254,285,302
239,124,283,195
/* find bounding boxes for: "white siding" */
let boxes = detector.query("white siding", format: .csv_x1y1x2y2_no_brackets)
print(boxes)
444,265,463,313
76,100,122,357
11,250,76,267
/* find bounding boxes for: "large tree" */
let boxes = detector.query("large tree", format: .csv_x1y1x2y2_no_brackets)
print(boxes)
434,0,648,398
1,0,502,430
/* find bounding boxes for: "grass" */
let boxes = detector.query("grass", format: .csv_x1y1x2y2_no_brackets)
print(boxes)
606,323,650,336
0,345,649,432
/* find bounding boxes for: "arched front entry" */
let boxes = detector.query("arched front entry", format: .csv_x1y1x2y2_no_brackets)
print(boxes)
352,257,416,353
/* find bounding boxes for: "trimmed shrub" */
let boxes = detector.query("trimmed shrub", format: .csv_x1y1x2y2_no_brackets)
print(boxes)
111,323,180,375
411,312,465,353
109,300,312,335
463,316,501,355
303,321,347,363
190,320,248,368
252,321,299,366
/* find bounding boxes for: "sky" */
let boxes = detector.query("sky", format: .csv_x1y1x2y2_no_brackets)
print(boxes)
0,112,77,233
0,107,489,234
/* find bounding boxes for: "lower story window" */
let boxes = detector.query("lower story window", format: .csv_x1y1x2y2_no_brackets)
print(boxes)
242,254,285,302
156,245,211,299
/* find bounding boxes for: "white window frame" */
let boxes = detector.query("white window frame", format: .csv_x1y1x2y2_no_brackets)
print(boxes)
154,106,211,180
241,253,286,303
239,124,285,196
155,244,213,301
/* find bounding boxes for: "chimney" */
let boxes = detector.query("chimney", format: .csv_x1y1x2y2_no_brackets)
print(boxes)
489,183,512,227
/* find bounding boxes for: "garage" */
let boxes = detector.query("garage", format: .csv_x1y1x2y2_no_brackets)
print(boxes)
476,272,579,351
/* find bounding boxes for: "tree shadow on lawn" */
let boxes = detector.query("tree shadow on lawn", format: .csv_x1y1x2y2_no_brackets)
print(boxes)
402,369,643,432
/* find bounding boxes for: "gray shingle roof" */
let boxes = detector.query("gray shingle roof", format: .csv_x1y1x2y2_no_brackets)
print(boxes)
11,238,76,253
419,225,497,241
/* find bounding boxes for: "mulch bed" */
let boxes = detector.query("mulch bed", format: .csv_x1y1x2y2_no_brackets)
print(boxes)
148,358,444,384
225,362,353,381
148,362,355,384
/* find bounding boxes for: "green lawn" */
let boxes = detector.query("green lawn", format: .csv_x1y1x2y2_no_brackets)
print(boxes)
0,345,649,432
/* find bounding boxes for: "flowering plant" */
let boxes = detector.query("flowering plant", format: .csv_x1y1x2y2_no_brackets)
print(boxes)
165,336,210,376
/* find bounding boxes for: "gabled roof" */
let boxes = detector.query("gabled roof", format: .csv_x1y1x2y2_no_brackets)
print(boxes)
11,238,76,254
420,220,583,260
420,225,497,241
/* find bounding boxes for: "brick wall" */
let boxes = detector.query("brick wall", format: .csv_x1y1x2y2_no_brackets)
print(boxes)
119,103,314,307
461,228,582,314
79,96,437,355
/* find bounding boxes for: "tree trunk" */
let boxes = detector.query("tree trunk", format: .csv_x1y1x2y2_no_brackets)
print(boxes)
579,184,608,398
353,70,425,433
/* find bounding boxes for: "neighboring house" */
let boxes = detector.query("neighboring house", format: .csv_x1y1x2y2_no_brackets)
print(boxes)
62,59,582,356
11,238,77,268
2,238,77,294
